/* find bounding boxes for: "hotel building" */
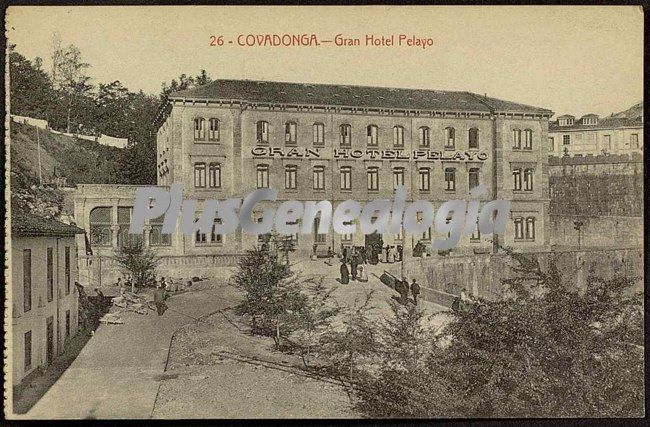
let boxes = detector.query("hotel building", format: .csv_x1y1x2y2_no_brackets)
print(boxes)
73,80,553,281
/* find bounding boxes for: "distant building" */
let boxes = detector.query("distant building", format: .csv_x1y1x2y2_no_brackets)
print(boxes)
548,111,643,157
10,208,84,386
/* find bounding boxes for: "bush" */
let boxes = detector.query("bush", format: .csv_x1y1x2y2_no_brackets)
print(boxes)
113,240,159,288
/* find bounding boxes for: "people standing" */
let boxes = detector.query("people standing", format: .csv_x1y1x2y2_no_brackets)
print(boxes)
153,281,168,316
411,279,420,305
350,254,358,281
340,260,350,284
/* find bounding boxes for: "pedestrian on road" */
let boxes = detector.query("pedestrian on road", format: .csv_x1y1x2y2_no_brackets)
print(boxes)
340,260,350,284
399,277,409,304
411,279,420,305
153,281,168,316
350,254,358,281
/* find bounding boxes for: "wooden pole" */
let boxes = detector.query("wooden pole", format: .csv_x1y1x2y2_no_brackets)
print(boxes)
36,127,43,185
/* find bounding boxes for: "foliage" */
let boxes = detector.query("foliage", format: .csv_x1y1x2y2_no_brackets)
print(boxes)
339,252,644,418
160,70,212,99
113,240,159,288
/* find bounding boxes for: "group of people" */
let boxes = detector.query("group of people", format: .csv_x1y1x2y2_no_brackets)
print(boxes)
394,277,421,305
340,247,369,284
451,287,478,312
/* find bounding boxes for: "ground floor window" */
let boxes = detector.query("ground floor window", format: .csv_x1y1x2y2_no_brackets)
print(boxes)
24,331,32,372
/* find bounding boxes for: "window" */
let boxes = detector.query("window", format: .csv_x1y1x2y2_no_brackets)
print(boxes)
393,167,405,190
313,166,325,190
603,135,612,150
285,122,297,144
367,125,378,146
549,137,555,151
513,168,522,191
65,310,71,338
285,165,298,190
512,129,522,149
89,207,112,246
523,129,533,150
193,118,205,140
469,128,479,150
445,127,455,149
211,218,223,244
563,134,570,146
630,134,639,149
149,215,171,246
340,166,352,190
46,247,54,302
195,229,207,244
342,221,353,242
514,218,524,240
419,127,430,147
470,220,481,241
367,166,379,191
313,123,325,145
418,167,430,191
523,169,534,191
24,331,32,372
208,163,221,188
117,207,141,248
525,217,536,240
393,126,404,147
208,118,220,141
64,246,71,295
444,168,456,191
468,168,480,190
194,163,206,188
256,164,269,188
340,124,351,146
256,121,269,143
417,212,432,241
313,217,326,243
23,249,31,312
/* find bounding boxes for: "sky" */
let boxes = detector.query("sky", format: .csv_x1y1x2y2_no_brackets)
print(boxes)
6,6,644,118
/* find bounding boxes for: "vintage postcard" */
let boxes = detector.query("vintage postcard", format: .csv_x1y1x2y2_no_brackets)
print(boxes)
4,5,644,420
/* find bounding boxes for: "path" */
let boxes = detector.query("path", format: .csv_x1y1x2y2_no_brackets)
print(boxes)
22,282,237,420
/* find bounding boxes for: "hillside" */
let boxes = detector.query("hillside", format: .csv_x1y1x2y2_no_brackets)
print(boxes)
611,101,643,120
10,121,130,189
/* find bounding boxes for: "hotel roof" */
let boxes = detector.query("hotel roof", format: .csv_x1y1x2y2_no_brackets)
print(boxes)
168,79,553,115
549,116,643,132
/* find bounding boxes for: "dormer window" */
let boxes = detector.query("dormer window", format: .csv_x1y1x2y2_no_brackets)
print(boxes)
581,115,598,125
558,116,575,126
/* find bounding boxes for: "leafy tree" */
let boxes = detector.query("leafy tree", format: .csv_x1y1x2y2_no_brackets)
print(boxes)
114,240,159,290
160,69,212,99
8,45,57,120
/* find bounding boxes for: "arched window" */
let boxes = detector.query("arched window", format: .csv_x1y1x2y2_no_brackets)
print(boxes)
340,124,351,146
256,164,269,188
469,128,479,149
444,167,456,191
468,167,480,190
393,126,405,147
193,117,205,140
418,167,430,191
285,165,298,189
419,126,430,147
313,165,325,190
512,129,522,149
367,166,379,191
285,122,297,144
89,207,112,246
117,207,141,248
523,168,534,191
525,217,536,240
256,121,269,143
444,127,455,149
523,129,533,150
208,163,221,188
194,163,206,188
393,167,405,189
208,118,220,141
367,125,378,146
514,217,524,240
149,215,171,246
340,166,352,190
313,123,325,145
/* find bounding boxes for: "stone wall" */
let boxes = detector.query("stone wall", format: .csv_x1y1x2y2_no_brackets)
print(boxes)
549,215,643,249
386,247,643,307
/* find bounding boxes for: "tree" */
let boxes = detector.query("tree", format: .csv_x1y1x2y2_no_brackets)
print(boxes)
8,45,57,120
160,70,213,99
114,240,159,291
51,35,92,133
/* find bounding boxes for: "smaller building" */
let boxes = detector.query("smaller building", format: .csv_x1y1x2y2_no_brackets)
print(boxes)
548,112,643,157
10,208,84,386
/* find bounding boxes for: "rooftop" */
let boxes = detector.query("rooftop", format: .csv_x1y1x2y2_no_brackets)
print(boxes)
12,207,84,237
549,116,643,132
167,79,553,115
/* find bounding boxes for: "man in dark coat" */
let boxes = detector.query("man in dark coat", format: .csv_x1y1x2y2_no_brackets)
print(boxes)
153,282,168,316
411,279,421,305
350,254,358,281
340,260,350,284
